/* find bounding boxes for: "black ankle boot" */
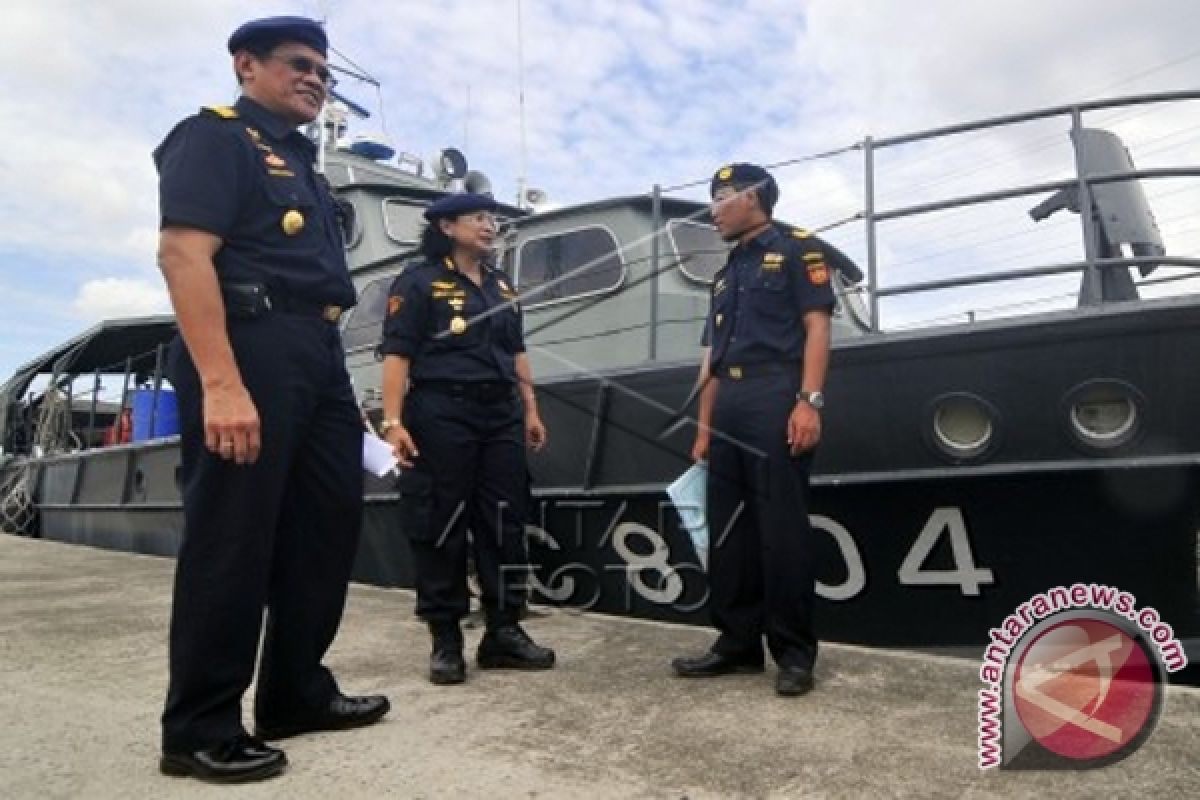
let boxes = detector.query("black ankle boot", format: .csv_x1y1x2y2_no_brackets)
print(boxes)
429,623,466,685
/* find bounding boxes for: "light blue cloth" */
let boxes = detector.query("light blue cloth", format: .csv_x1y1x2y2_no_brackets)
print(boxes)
666,462,708,569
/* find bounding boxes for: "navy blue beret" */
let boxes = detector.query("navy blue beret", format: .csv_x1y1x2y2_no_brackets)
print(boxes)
227,16,328,56
423,193,497,221
711,162,778,212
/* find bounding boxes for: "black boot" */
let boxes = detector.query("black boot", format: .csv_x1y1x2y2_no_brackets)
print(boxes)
477,624,555,670
429,623,466,685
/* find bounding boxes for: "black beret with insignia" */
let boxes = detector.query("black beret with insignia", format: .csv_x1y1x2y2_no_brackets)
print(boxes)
423,192,498,221
228,16,328,57
711,162,779,214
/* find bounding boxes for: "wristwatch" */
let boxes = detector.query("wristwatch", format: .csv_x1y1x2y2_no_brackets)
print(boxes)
796,390,825,410
379,418,403,433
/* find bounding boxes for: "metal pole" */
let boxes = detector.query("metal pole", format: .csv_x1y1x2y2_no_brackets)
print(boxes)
1070,108,1102,305
863,136,879,332
150,343,165,438
87,368,101,449
649,183,662,361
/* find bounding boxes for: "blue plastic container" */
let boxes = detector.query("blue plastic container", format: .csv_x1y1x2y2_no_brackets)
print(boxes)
131,387,179,441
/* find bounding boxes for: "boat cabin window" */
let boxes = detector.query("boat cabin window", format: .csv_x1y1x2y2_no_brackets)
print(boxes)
382,198,427,245
668,219,727,284
341,276,393,350
515,226,624,306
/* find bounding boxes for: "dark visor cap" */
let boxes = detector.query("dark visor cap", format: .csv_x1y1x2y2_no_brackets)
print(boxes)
423,193,498,221
711,162,779,213
228,16,328,57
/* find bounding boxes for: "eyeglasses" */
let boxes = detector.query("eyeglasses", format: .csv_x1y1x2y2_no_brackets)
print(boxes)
270,54,337,89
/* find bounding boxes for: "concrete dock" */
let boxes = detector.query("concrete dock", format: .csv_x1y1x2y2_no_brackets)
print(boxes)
1,534,1197,799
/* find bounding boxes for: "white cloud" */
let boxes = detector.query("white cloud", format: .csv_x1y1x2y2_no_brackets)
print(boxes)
71,277,170,322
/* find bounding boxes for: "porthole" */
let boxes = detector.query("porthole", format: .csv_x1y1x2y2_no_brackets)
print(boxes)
1065,380,1142,451
928,393,998,462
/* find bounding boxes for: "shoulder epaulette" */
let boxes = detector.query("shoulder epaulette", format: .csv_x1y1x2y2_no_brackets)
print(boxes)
201,105,239,120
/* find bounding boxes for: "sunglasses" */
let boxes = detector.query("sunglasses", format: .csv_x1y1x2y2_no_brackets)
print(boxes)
270,54,337,89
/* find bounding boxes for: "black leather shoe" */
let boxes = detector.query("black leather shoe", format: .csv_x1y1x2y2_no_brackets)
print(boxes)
477,624,556,669
775,666,815,696
431,644,467,685
257,693,391,740
671,651,765,677
160,735,286,783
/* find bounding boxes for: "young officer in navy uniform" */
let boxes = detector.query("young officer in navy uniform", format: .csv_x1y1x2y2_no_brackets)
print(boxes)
380,193,555,686
672,163,835,697
155,17,388,783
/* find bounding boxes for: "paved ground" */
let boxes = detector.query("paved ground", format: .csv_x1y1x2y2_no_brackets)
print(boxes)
0,534,1197,799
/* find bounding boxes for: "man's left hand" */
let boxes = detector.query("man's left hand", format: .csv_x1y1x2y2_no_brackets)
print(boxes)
787,402,821,455
526,411,548,452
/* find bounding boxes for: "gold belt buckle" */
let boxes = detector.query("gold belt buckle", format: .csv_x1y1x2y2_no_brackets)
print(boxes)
321,305,343,323
728,365,742,379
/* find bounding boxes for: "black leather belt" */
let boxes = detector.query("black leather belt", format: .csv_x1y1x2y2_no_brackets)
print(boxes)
415,380,515,403
716,362,797,381
221,282,345,324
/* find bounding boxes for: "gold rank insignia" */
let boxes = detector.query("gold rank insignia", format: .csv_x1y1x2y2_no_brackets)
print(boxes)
442,257,457,271
387,295,404,316
281,209,305,236
265,153,287,169
448,297,465,311
807,262,829,285
791,227,811,239
717,165,733,180
203,105,238,119
431,280,457,290
245,127,261,140
763,252,784,263
803,252,824,262
449,315,468,334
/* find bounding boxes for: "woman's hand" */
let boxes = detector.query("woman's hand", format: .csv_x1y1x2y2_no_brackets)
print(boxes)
385,424,419,468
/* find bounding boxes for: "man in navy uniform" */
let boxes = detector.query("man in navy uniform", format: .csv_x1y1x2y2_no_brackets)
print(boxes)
672,163,834,697
155,16,388,783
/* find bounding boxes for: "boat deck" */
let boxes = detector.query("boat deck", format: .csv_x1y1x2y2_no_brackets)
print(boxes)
1,534,1197,798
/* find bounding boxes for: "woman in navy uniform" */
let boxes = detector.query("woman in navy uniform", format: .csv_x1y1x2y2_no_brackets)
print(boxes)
671,163,835,697
380,193,554,685
154,16,388,784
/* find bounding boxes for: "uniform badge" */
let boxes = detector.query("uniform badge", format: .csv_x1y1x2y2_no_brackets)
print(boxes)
718,165,733,180
281,209,305,236
449,315,468,335
448,297,465,311
245,126,261,140
715,313,723,327
791,228,811,239
442,257,457,272
387,295,403,316
265,153,288,169
807,262,829,285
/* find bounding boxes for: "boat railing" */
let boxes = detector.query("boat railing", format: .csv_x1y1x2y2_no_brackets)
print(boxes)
651,89,1200,333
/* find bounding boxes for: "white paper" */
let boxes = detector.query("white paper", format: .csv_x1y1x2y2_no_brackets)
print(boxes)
666,462,709,569
362,432,399,477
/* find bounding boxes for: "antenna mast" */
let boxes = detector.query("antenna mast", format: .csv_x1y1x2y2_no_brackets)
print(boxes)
516,0,528,208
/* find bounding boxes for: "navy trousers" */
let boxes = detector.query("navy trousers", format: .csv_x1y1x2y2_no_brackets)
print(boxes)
161,313,362,752
396,385,528,628
706,372,819,670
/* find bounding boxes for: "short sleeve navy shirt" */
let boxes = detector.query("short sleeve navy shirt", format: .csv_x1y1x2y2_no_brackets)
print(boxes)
381,257,526,383
702,224,836,370
153,96,356,308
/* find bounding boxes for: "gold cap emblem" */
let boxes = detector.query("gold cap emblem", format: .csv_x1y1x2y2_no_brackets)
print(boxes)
281,209,305,236
449,316,468,335
718,165,733,180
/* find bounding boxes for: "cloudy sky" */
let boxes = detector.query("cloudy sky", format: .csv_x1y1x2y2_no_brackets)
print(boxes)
2,0,1198,382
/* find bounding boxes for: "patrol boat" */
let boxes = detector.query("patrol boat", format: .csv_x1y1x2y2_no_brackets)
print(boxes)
2,89,1198,667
